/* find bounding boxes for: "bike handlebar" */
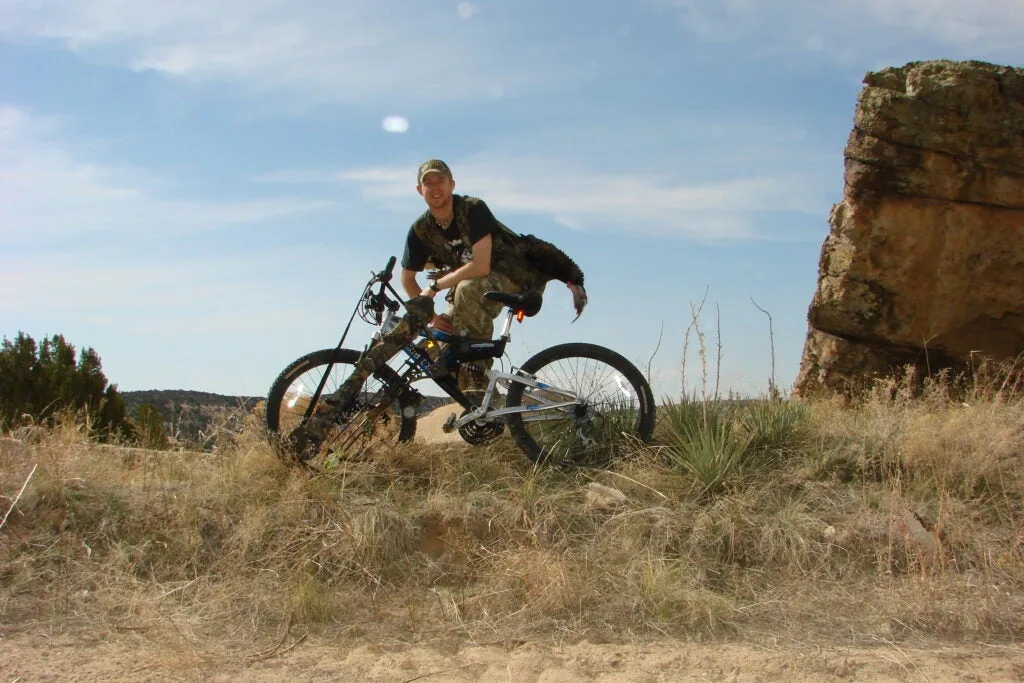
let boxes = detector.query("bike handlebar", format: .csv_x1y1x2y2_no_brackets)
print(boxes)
377,256,397,284
367,256,401,316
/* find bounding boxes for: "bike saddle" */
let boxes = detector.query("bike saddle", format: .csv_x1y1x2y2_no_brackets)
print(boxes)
484,290,543,317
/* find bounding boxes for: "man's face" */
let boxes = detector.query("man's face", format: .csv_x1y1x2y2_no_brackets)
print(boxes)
417,172,455,211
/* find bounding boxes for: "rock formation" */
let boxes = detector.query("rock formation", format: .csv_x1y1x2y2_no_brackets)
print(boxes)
794,60,1024,396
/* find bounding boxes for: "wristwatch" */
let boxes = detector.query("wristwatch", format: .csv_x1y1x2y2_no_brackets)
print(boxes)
429,280,441,292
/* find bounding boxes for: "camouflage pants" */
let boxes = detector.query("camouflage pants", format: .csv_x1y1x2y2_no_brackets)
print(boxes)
316,295,435,422
319,271,523,428
447,271,520,392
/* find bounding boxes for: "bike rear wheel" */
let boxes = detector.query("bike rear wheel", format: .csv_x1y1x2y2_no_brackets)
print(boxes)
265,348,416,466
505,343,655,466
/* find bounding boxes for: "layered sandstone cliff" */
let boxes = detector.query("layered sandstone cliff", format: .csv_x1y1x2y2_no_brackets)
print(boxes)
795,60,1024,396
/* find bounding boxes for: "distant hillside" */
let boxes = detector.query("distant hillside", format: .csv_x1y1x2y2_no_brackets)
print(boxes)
121,390,262,450
121,389,452,451
122,389,262,415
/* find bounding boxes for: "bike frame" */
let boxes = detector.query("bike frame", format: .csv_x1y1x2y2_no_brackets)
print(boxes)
352,260,585,433
385,307,583,432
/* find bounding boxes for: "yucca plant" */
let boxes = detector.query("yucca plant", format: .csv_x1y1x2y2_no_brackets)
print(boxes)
659,395,733,439
661,397,751,495
736,398,809,459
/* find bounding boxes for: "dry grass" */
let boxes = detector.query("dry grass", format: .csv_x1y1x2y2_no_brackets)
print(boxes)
2,383,1022,654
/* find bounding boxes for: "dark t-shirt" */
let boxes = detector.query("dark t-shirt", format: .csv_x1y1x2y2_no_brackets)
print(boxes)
401,195,499,271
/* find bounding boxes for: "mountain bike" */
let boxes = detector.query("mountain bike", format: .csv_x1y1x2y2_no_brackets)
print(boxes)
264,257,655,469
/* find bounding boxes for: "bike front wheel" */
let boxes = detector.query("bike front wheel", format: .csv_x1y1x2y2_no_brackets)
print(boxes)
504,343,655,466
265,348,417,465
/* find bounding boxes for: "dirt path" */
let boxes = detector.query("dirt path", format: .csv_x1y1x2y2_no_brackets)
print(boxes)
2,634,1022,681
414,403,465,446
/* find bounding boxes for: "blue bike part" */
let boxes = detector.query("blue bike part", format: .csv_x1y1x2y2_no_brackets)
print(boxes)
430,328,454,343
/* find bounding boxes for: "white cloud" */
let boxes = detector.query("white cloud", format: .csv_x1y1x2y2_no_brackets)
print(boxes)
457,2,479,20
0,244,358,316
4,0,1018,113
661,0,1024,63
0,0,562,106
859,0,1021,47
0,105,335,243
265,156,830,240
381,115,410,133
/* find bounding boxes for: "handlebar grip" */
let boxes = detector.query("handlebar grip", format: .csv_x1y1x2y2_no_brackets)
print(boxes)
380,256,397,283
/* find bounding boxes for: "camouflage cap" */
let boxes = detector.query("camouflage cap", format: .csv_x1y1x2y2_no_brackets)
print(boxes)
417,159,452,184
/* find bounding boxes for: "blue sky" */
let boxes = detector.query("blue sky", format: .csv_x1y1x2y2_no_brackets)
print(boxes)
2,1,1022,400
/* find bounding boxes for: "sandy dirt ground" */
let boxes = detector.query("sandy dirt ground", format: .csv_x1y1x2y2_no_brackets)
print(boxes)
3,633,1023,681
414,403,466,446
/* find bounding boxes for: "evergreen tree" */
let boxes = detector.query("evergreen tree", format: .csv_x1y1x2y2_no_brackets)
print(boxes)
0,331,133,440
99,385,135,443
0,332,38,421
135,403,168,449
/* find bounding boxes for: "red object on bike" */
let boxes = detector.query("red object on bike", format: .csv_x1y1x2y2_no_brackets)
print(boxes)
431,314,454,335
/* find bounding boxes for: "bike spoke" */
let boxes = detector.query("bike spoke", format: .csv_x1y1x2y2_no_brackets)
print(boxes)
277,364,353,433
518,354,645,464
319,402,399,466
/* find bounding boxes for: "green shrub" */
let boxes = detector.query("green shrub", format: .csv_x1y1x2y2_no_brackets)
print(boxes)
661,398,751,494
736,399,809,457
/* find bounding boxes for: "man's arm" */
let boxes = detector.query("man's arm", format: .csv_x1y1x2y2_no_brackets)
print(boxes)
401,268,422,300
402,236,493,300
400,225,431,299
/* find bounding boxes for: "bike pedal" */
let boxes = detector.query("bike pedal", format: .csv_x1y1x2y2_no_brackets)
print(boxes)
442,413,458,433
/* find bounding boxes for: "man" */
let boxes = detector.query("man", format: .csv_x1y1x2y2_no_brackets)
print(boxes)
290,159,587,459
401,159,587,393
